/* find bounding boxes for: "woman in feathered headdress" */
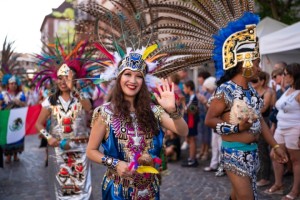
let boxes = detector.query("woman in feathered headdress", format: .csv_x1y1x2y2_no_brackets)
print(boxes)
113,0,289,199
34,38,99,200
77,1,189,199
0,37,27,164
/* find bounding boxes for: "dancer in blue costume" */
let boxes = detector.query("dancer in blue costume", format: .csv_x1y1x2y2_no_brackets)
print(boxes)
89,72,188,199
76,1,195,199
202,10,289,200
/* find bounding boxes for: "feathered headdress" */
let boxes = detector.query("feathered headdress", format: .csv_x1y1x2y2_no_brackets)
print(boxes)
76,0,200,89
1,37,21,86
76,0,260,81
34,37,102,89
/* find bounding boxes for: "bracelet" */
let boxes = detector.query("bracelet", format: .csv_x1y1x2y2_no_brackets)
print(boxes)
59,139,68,150
168,104,182,119
272,144,280,150
39,129,52,140
73,88,85,100
101,155,120,170
215,122,239,135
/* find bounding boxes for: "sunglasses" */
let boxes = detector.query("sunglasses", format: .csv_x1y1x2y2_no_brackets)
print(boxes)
250,79,259,83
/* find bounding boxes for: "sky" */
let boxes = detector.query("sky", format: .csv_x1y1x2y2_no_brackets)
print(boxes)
0,0,64,54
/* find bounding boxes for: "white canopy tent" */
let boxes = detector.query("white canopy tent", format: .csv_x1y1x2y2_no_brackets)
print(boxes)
259,21,300,73
257,17,287,38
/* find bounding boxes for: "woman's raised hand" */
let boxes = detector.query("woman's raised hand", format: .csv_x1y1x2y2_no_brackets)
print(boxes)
66,70,74,90
154,78,176,113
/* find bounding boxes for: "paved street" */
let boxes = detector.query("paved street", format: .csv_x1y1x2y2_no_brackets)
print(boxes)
0,135,291,200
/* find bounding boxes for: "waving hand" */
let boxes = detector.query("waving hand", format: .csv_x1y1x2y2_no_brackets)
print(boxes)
153,79,176,113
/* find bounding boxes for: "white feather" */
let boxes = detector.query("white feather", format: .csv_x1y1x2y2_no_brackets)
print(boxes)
146,61,158,72
113,52,122,65
101,65,118,81
145,74,161,89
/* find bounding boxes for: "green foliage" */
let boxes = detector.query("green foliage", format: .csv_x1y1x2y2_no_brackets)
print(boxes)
52,8,75,20
255,0,300,25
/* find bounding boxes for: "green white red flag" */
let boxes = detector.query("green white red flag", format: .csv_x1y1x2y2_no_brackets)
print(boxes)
0,104,41,145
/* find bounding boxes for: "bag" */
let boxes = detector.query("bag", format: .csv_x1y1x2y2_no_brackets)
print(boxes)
269,107,278,123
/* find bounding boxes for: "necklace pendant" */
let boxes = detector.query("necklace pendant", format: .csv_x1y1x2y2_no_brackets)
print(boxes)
132,135,142,146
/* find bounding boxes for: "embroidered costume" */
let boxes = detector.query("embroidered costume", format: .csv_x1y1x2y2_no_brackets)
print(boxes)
0,38,26,161
0,87,26,157
106,1,264,199
92,103,164,199
34,38,100,200
76,1,199,199
41,94,92,199
211,80,263,199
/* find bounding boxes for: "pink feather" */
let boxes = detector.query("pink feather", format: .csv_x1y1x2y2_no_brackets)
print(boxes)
94,42,115,63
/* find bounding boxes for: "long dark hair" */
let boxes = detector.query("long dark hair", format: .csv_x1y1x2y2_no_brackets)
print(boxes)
110,76,159,135
286,63,300,90
216,63,242,86
49,87,61,105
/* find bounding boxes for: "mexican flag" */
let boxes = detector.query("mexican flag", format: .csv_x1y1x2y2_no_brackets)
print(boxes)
0,104,42,145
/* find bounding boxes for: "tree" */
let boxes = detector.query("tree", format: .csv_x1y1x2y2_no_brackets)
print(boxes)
256,0,300,24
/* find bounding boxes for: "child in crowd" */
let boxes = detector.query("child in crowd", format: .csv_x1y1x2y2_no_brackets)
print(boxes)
182,80,199,167
165,129,181,161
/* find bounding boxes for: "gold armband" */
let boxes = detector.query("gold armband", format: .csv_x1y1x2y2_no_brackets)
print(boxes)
167,105,182,120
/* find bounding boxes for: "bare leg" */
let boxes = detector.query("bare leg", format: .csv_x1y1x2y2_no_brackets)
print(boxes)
188,136,197,160
286,148,300,197
230,188,237,200
272,144,286,187
13,152,19,161
165,146,175,157
5,155,11,164
227,171,254,200
201,143,209,160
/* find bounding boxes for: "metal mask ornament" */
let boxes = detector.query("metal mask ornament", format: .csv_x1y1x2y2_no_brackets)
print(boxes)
118,53,147,77
57,64,70,77
222,24,260,78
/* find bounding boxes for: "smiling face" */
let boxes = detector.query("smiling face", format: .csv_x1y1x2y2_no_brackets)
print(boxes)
57,75,69,92
119,69,143,99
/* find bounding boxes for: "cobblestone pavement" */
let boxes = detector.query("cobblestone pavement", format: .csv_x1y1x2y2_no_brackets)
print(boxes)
0,135,291,200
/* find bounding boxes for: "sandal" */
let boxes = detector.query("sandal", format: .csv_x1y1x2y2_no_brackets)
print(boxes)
257,179,270,187
264,184,284,195
282,194,299,200
203,166,218,172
